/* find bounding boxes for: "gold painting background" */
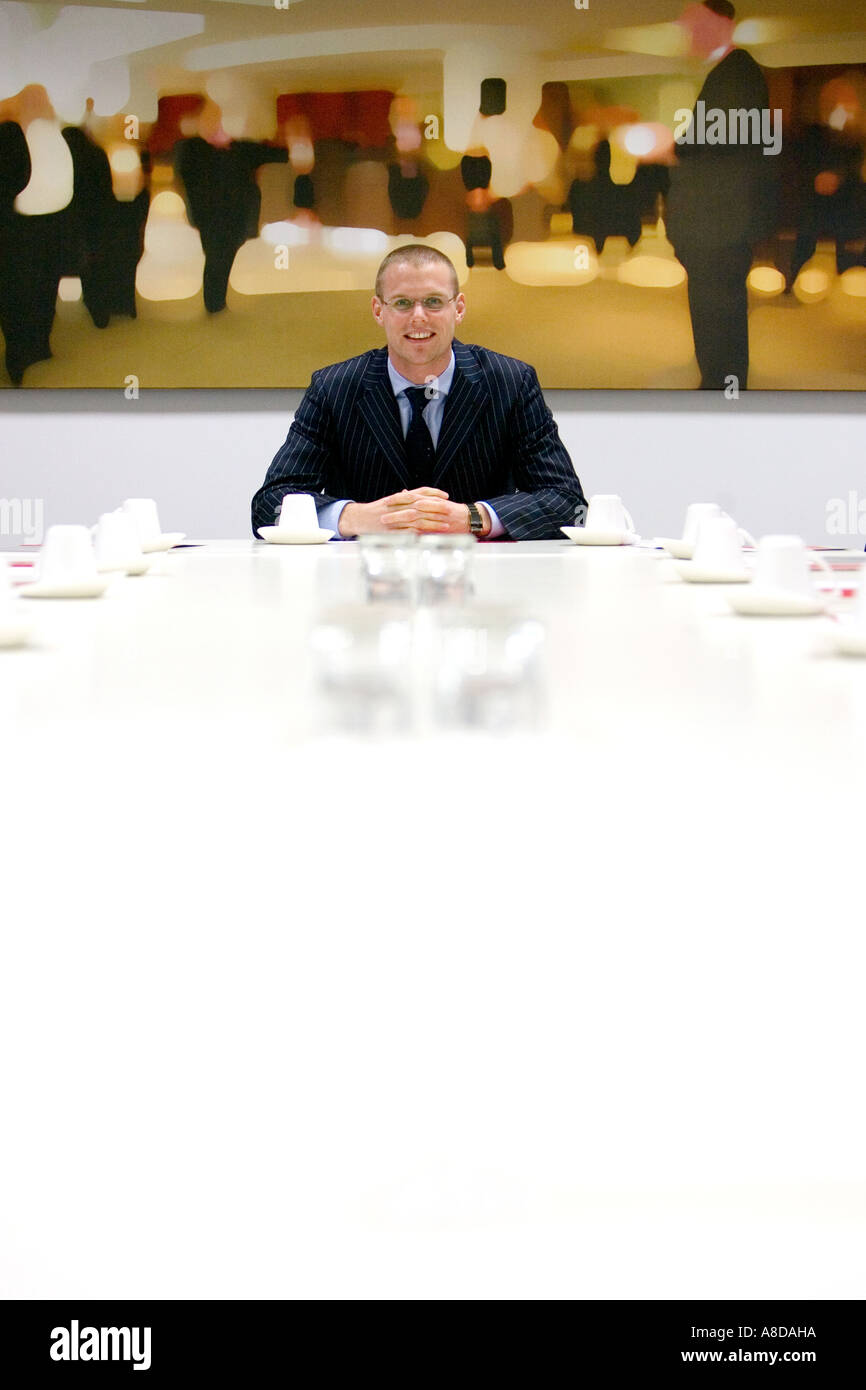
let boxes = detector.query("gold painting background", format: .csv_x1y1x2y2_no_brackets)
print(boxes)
1,0,865,390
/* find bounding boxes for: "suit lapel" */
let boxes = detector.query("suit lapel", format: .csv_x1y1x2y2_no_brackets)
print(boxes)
358,351,411,489
430,342,489,488
357,342,490,492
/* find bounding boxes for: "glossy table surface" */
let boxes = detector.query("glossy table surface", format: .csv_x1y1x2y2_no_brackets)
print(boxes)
1,539,864,1299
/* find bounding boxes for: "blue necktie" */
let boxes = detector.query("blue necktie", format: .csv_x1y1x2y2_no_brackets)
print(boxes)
404,386,435,490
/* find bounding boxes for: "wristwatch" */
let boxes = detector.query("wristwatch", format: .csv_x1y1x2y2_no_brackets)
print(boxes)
467,502,485,535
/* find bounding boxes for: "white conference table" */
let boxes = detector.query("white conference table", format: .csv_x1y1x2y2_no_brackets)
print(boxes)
1,538,864,1301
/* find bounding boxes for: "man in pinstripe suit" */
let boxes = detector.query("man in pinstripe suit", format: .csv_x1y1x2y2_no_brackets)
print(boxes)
251,246,585,541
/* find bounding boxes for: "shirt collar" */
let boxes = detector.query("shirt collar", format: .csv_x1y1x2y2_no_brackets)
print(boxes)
387,349,455,400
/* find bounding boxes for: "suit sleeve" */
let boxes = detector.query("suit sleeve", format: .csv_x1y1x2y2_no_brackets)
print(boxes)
483,365,586,541
234,141,290,172
250,374,342,535
0,121,31,220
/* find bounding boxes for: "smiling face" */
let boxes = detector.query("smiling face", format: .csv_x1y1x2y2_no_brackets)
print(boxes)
372,258,465,383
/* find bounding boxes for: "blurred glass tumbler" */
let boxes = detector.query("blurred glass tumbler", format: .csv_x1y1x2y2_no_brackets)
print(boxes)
432,606,545,732
416,534,476,604
358,531,417,602
311,604,413,734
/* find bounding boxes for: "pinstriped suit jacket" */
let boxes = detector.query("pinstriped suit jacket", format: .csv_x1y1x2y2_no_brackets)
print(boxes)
251,340,585,540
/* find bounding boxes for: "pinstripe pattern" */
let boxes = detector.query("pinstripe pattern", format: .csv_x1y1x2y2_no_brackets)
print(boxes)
251,340,586,540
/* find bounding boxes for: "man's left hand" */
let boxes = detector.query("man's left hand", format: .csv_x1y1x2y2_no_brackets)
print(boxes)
411,496,489,535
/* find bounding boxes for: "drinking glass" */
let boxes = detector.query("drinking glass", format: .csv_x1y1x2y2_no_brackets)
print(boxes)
358,532,417,603
431,605,546,731
416,534,476,605
310,603,413,734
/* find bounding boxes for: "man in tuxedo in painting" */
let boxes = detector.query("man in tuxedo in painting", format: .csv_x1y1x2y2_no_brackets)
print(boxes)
665,0,778,390
174,98,289,315
252,245,585,541
0,85,82,385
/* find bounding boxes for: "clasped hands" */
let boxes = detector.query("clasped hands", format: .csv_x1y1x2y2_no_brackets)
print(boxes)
339,488,487,537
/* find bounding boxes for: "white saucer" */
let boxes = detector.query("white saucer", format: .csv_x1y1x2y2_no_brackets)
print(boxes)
659,538,693,560
561,526,635,546
674,561,750,584
832,625,866,656
125,556,153,576
18,577,109,599
97,557,152,576
259,527,335,545
140,532,186,554
728,587,826,617
0,615,32,647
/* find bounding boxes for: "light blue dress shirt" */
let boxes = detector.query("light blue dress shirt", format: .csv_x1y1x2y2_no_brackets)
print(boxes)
319,350,503,537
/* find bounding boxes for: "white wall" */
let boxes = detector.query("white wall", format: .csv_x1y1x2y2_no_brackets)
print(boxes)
2,389,865,547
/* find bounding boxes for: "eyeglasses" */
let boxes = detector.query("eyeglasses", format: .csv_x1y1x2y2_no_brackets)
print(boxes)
379,295,457,314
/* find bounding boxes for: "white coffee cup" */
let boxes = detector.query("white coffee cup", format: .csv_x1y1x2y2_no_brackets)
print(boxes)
753,535,832,596
278,493,320,533
0,560,31,645
585,494,635,535
122,497,162,544
682,502,755,551
691,515,749,575
38,525,99,584
681,502,724,549
94,511,144,573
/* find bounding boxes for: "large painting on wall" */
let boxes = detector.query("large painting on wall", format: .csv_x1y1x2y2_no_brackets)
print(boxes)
1,0,865,390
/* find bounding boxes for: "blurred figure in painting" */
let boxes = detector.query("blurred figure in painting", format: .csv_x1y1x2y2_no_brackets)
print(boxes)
174,98,289,314
0,86,80,385
665,1,779,389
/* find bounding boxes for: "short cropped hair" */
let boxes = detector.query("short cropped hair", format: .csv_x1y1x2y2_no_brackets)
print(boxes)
375,245,459,299
703,0,735,19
